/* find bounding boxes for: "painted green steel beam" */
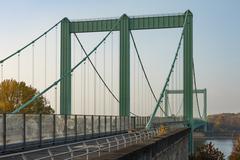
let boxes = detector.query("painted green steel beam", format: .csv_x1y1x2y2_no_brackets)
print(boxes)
183,11,193,123
166,89,206,94
70,19,119,33
60,18,72,114
69,14,185,33
183,10,193,154
119,14,130,116
129,14,185,30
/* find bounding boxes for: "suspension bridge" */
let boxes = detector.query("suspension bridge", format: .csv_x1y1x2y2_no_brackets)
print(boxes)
0,10,207,159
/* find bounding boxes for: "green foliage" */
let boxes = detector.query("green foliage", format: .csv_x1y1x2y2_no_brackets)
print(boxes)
192,142,224,160
229,137,240,160
0,79,54,114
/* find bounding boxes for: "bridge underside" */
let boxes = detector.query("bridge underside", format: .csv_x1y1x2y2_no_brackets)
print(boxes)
193,119,207,130
151,117,207,131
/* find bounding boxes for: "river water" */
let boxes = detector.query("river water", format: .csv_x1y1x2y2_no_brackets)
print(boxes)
195,139,233,159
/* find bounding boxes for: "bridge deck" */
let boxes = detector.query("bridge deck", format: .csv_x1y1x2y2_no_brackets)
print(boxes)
89,128,190,160
0,127,190,160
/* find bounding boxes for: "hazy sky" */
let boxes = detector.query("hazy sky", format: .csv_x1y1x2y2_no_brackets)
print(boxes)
0,0,239,115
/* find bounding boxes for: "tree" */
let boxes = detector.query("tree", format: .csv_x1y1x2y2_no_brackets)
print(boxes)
0,79,54,114
159,125,168,135
191,142,224,160
229,136,240,160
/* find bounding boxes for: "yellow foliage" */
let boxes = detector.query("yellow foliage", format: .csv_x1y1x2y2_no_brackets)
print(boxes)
159,125,168,135
0,79,54,114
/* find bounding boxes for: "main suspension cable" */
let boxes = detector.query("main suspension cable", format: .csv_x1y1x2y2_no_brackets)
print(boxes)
0,20,62,65
130,31,166,115
130,32,157,102
73,33,119,103
12,18,137,117
73,33,138,117
146,11,189,129
193,60,202,119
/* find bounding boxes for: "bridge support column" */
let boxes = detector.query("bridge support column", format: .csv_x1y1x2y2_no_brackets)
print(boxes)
60,18,71,114
183,10,193,154
119,14,130,116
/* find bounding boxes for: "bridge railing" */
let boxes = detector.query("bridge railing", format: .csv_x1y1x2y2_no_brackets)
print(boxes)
0,114,150,153
0,128,161,160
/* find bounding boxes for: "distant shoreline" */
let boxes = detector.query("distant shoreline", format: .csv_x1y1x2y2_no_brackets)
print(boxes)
194,132,240,140
194,136,234,140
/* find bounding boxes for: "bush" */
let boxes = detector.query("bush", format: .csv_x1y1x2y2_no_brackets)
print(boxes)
191,142,224,160
229,136,240,160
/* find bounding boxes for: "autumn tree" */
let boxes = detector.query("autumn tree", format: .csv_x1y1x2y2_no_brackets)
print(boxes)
229,136,240,160
159,125,168,135
0,79,54,114
191,142,224,160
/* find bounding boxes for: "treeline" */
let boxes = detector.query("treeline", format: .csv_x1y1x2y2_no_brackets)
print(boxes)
207,113,240,133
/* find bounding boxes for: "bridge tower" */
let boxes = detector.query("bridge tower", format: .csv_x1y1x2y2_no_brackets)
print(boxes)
60,11,194,118
60,18,72,114
59,13,195,154
59,15,132,116
183,11,193,153
183,10,193,130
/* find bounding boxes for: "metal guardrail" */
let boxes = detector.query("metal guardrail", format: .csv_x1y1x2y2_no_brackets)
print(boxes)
0,129,159,160
0,114,150,153
116,128,190,160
